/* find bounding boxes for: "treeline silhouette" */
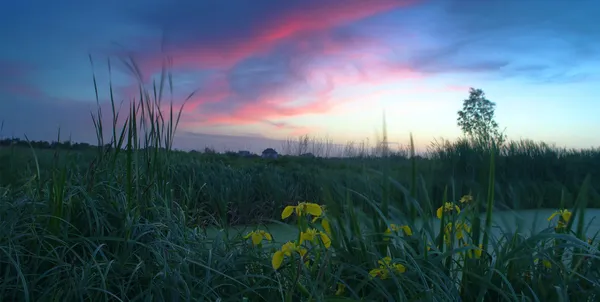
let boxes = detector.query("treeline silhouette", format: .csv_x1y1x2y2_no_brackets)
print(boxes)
0,138,106,151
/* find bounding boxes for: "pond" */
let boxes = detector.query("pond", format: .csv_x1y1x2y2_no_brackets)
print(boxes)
205,208,600,245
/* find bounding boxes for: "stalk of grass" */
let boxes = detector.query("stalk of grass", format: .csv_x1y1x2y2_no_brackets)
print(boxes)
471,139,496,301
481,142,496,250
23,134,42,197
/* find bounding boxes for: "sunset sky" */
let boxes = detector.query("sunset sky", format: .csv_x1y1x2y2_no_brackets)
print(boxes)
1,0,599,154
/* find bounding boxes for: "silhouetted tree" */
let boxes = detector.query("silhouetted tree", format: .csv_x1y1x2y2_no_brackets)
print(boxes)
457,88,505,146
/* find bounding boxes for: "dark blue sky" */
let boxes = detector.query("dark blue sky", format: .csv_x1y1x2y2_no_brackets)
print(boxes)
1,0,599,153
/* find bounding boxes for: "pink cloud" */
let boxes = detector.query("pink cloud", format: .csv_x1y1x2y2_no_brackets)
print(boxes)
180,73,231,112
174,43,427,128
111,0,428,133
136,0,419,72
186,93,335,127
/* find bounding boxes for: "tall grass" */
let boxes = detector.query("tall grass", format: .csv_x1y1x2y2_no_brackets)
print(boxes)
0,57,600,301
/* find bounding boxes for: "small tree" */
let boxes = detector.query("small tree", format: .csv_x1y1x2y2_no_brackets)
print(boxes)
457,88,505,146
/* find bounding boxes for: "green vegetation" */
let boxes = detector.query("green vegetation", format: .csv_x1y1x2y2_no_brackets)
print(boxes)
1,60,600,301
456,87,505,146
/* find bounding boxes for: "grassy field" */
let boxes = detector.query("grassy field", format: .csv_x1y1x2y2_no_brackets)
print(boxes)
1,66,600,301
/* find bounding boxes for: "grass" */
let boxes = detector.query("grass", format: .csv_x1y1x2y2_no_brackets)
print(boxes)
1,57,600,301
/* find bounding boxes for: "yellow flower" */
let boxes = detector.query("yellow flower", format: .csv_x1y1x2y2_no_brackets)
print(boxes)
445,222,470,238
459,195,473,204
369,268,390,280
271,252,284,270
378,257,405,272
272,241,307,270
549,209,571,232
369,256,406,279
300,228,331,248
436,202,461,219
444,221,471,244
548,209,571,224
378,256,392,266
383,224,412,242
465,244,483,259
311,216,332,236
385,224,413,237
243,229,272,246
395,263,406,273
282,202,323,219
535,258,552,269
335,283,345,296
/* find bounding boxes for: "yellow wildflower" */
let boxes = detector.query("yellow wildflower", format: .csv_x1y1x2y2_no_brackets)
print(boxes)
445,222,470,238
444,221,471,244
311,216,332,236
548,209,571,224
369,268,390,280
300,228,331,248
335,283,345,296
387,224,413,236
378,256,392,266
465,244,483,259
384,224,412,241
436,202,461,219
548,209,571,232
369,256,406,279
535,258,552,269
272,241,307,270
282,202,323,219
243,229,272,246
459,195,473,204
393,263,406,273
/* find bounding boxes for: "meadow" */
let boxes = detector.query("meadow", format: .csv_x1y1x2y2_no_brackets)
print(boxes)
1,64,600,301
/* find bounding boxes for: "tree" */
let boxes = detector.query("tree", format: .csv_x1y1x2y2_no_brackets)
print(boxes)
457,88,505,145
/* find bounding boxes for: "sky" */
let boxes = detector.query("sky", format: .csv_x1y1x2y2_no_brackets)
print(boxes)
1,0,600,155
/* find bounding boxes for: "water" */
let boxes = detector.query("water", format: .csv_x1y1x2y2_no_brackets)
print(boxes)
204,208,600,244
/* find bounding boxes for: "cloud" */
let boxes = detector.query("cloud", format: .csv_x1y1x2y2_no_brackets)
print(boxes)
121,10,425,130
110,0,600,135
1,0,491,140
66,0,424,135
395,0,600,83
126,0,418,71
175,48,422,129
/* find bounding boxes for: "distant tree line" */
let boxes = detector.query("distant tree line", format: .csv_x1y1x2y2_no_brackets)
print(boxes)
0,138,108,151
